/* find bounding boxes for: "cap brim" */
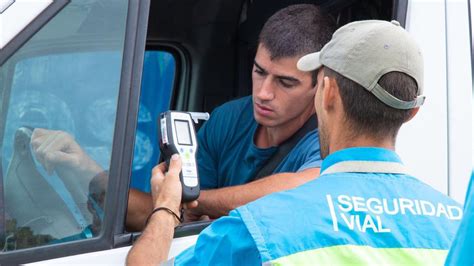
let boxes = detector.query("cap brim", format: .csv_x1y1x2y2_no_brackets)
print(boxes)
297,52,322,71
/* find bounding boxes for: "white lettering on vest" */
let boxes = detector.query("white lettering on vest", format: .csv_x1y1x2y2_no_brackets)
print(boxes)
326,194,462,234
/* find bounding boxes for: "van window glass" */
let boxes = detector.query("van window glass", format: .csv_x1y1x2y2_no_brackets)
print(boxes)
130,51,175,192
0,0,128,251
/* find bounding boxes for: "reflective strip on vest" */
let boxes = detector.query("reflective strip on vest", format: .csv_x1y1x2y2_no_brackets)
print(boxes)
264,245,448,266
321,160,410,175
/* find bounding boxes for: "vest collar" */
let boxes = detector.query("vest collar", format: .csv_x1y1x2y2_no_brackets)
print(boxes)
320,147,407,175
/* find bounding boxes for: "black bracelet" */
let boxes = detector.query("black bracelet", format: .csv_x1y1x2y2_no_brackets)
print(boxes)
145,207,182,226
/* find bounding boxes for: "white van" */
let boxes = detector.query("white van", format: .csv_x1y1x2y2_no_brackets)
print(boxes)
0,0,472,264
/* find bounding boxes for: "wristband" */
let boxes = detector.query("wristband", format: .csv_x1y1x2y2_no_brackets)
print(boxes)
145,207,182,226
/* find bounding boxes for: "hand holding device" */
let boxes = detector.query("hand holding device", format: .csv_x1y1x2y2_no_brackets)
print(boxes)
159,111,200,202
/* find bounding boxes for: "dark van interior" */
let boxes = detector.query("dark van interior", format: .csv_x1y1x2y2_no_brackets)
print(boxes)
146,0,403,112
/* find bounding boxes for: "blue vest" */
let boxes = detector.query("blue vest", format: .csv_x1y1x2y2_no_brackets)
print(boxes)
237,147,462,264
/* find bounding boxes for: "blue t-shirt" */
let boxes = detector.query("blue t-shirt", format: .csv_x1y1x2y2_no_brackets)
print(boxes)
197,96,321,189
174,148,462,265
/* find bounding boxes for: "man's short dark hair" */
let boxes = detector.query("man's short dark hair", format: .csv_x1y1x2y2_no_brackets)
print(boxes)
259,4,336,86
323,67,418,141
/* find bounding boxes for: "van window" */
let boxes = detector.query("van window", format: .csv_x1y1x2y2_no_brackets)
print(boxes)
130,50,176,192
0,0,128,252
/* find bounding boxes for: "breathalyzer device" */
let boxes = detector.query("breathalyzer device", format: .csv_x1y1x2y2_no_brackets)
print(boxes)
159,111,200,202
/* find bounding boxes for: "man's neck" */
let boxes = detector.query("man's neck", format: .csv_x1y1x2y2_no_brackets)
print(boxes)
329,133,396,154
255,109,314,148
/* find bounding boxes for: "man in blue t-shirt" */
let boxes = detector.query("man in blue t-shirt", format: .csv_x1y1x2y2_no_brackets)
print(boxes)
125,4,336,227
127,20,463,265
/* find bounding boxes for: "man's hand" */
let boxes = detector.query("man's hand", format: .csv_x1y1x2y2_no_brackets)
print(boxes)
150,154,183,217
127,154,197,265
183,207,210,222
31,128,104,213
150,154,198,224
31,128,103,179
126,157,199,231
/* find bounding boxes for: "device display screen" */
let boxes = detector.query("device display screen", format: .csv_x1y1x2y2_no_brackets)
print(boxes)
174,120,192,145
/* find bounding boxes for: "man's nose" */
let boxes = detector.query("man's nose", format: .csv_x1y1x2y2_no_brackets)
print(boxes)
257,77,274,101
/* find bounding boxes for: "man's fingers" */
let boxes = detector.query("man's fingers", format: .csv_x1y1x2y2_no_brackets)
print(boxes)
30,129,43,150
152,162,167,176
151,155,181,179
33,132,62,168
43,151,75,175
166,154,182,178
199,215,210,221
182,208,201,222
38,138,65,166
43,131,75,154
31,134,52,154
150,155,183,210
150,164,166,190
151,164,166,180
31,128,49,141
32,131,68,174
35,131,59,152
31,133,55,173
183,200,198,209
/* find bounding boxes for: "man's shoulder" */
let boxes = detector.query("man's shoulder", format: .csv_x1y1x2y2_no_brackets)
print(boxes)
292,129,320,152
197,96,255,156
213,96,253,114
237,178,327,216
205,96,254,129
403,174,463,207
276,129,321,172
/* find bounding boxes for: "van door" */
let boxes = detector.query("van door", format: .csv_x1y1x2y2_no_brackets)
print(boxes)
0,0,149,263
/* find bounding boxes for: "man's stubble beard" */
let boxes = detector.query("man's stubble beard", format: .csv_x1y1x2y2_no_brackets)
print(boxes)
318,122,330,160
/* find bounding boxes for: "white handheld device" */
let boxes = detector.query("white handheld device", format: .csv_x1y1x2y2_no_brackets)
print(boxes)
159,111,199,202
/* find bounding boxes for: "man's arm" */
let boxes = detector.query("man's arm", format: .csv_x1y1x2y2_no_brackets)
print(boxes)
127,154,184,264
127,210,177,264
126,189,153,231
188,167,320,219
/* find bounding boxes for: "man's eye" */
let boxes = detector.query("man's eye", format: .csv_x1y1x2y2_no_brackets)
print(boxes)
254,69,265,76
279,80,294,88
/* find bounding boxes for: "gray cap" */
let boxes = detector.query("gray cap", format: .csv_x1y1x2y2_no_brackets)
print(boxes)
297,20,425,109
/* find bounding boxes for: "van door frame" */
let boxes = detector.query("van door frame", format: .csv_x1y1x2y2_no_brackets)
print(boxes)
0,0,150,263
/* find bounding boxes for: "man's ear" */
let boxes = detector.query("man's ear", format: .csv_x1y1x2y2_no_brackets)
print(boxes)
321,76,339,112
405,107,420,122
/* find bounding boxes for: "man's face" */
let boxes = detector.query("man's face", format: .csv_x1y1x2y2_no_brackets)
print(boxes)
314,69,330,159
252,45,316,128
